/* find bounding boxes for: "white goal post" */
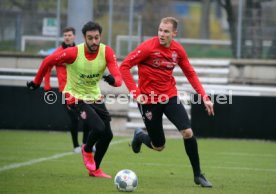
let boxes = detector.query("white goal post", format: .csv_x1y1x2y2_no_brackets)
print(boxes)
21,35,63,52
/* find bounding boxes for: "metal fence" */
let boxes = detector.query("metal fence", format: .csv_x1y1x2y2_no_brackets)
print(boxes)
0,0,276,59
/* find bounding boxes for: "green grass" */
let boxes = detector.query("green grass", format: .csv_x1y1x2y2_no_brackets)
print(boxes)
1,130,276,194
0,40,17,52
117,43,233,59
185,45,232,58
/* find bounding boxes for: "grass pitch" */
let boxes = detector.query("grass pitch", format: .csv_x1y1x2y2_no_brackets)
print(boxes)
0,130,276,194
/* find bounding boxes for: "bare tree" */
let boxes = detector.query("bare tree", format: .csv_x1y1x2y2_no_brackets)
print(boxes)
141,0,173,36
218,0,237,57
218,0,274,59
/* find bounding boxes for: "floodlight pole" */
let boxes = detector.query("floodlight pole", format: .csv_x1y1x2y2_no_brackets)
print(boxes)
67,0,93,44
128,0,134,53
56,0,61,48
236,0,243,59
137,15,142,44
108,0,113,46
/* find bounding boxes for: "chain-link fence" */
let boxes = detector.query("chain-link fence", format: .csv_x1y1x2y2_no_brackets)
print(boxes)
240,0,276,59
0,0,276,59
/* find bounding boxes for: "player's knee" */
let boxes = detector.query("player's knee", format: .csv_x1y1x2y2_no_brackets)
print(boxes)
106,131,113,142
154,146,165,151
103,121,113,141
181,128,193,139
94,122,106,136
151,143,165,151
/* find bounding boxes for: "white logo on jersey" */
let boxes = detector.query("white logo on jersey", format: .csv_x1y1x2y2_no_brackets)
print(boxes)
172,51,178,62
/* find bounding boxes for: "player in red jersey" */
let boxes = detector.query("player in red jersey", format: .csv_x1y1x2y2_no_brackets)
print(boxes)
42,26,87,154
27,21,122,178
120,17,214,187
43,27,76,92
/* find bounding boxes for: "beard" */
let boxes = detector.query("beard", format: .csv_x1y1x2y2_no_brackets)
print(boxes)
86,42,99,53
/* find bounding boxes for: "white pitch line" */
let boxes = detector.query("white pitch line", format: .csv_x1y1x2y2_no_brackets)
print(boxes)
0,138,130,173
113,162,276,173
2,139,275,174
0,152,73,172
218,152,276,158
210,166,276,172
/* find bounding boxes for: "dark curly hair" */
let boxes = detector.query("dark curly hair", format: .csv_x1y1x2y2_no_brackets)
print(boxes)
82,21,102,36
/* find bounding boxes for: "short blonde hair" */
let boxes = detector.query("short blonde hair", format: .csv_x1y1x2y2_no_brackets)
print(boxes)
161,17,178,31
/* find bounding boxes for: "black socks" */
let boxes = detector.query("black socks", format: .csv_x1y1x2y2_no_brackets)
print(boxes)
184,136,201,177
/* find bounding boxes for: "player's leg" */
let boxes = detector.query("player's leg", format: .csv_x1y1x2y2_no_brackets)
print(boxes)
164,96,212,187
88,102,112,178
79,103,106,153
74,102,106,172
82,121,96,152
132,103,165,153
90,102,113,169
81,120,88,144
163,97,200,174
65,104,80,152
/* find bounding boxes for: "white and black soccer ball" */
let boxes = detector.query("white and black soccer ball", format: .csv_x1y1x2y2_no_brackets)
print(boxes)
114,169,138,192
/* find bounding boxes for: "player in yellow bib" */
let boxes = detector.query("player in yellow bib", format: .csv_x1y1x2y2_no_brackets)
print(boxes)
64,42,107,102
27,21,122,178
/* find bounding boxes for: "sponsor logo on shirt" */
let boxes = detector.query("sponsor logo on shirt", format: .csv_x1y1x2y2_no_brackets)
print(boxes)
153,59,160,67
80,73,100,79
162,61,177,69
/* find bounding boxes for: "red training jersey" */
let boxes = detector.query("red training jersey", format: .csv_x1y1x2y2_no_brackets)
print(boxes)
119,37,208,104
34,44,122,104
43,47,67,92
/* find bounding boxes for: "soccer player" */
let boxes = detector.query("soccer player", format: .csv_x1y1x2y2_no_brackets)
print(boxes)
27,21,122,178
119,17,214,187
42,26,86,154
43,26,76,92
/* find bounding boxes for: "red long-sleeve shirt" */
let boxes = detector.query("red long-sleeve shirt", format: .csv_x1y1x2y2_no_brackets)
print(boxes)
120,37,208,104
34,44,122,104
43,47,67,92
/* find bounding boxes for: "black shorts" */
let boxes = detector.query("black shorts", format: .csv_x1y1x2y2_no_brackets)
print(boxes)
137,96,191,147
69,101,111,121
68,101,111,134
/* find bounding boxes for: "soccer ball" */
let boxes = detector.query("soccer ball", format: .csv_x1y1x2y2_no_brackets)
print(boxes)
114,169,138,192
